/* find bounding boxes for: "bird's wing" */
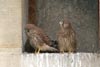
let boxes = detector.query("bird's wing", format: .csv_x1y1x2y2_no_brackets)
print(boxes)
39,31,51,45
35,28,51,45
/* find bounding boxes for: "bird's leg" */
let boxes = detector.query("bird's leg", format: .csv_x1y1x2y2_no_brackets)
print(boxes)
68,51,71,54
37,48,40,54
62,51,64,53
34,48,40,54
68,49,72,54
60,50,64,53
34,48,38,54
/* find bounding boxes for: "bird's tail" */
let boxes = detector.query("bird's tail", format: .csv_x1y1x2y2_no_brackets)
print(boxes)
42,44,58,51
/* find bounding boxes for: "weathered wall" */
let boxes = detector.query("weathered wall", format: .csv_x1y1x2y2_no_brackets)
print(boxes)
0,49,21,67
36,0,98,52
22,0,28,52
22,53,100,67
98,0,100,48
0,0,22,67
0,0,22,48
28,0,36,24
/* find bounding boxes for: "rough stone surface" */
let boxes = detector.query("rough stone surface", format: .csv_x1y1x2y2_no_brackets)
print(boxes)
22,53,100,67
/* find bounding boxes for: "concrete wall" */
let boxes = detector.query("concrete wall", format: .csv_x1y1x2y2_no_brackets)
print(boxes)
99,0,100,47
0,0,22,67
0,0,22,48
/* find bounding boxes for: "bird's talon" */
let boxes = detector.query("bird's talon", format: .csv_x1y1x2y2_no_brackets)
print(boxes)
37,48,40,54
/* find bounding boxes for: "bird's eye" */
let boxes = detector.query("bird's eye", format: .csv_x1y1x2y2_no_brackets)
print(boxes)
27,30,29,32
25,29,29,32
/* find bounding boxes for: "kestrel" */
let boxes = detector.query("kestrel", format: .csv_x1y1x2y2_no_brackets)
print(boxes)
57,20,77,53
25,24,58,53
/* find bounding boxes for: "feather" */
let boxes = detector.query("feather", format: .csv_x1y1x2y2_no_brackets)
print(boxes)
57,20,77,53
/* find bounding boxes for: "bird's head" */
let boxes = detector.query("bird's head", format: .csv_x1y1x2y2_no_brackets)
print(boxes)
63,22,71,29
25,24,35,29
59,21,63,25
25,24,35,32
59,20,71,29
59,21,64,28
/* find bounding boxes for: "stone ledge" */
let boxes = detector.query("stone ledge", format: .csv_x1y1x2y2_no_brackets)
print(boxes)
22,53,100,67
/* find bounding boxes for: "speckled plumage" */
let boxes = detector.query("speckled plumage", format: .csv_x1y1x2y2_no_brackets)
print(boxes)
25,24,58,53
57,20,77,53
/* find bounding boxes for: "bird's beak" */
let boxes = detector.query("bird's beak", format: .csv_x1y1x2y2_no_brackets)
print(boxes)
59,21,64,28
25,28,29,32
59,21,63,25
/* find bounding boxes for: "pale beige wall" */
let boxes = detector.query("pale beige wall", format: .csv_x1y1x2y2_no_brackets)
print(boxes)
0,0,23,67
0,0,22,48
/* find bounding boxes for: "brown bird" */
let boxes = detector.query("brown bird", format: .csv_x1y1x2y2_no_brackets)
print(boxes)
25,24,58,53
57,20,77,53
